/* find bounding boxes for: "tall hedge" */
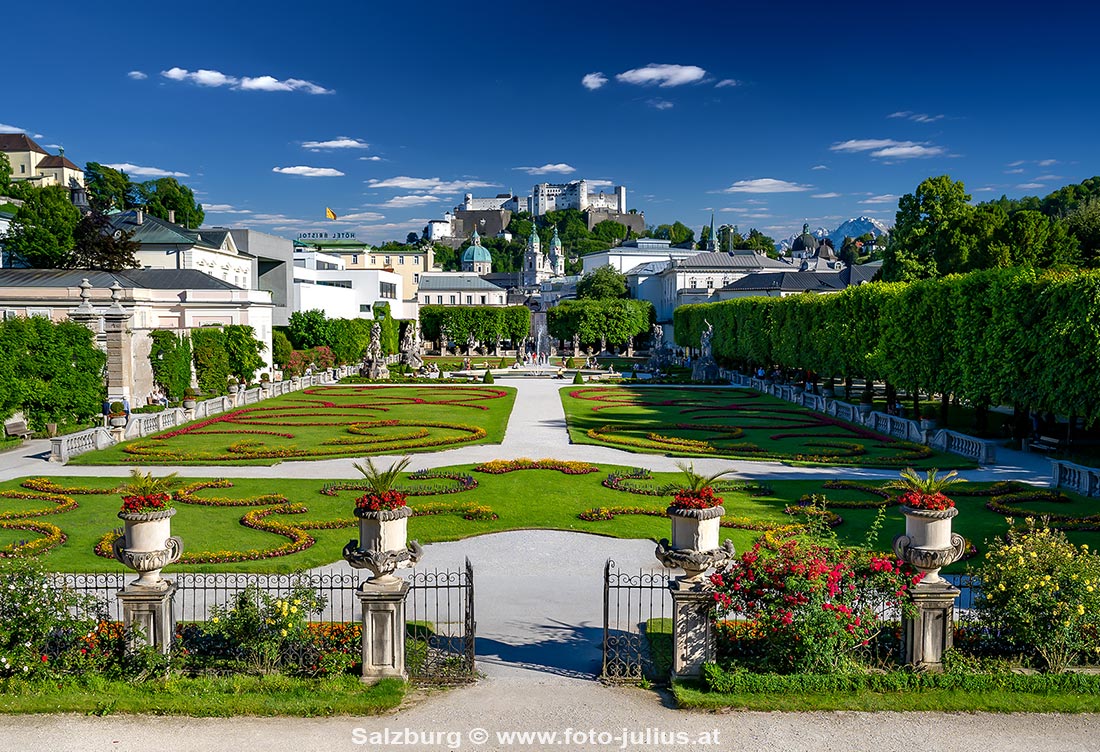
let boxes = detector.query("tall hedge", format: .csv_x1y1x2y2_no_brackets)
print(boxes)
546,299,653,347
419,306,530,344
148,330,192,400
672,269,1100,426
0,316,106,430
190,327,231,395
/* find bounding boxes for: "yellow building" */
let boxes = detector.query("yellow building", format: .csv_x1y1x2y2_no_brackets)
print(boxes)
292,237,435,304
0,133,86,192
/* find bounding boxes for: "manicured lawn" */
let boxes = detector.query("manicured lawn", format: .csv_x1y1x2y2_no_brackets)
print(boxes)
560,385,971,468
0,675,404,716
70,384,517,465
5,469,1095,574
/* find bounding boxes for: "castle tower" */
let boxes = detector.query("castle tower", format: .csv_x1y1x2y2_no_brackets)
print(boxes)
461,228,493,275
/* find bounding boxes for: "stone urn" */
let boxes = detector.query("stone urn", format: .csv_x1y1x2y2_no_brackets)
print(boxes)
109,414,127,428
228,383,239,395
893,506,966,585
343,506,422,586
656,505,735,583
112,507,183,589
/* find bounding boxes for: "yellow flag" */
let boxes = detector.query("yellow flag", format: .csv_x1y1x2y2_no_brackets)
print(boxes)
325,207,337,220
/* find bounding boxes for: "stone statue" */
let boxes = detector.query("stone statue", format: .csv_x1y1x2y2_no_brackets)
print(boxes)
439,325,450,356
572,332,581,358
699,319,714,360
363,322,389,380
400,323,423,371
466,332,477,357
692,319,718,382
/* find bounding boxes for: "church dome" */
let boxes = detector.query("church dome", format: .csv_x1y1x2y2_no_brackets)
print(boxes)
791,223,818,253
550,226,563,254
462,230,492,263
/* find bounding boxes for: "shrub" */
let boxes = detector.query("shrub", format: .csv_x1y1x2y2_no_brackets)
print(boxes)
573,371,584,384
191,327,231,395
482,370,495,384
148,330,192,401
978,521,1100,672
109,401,124,415
921,405,938,420
564,357,574,369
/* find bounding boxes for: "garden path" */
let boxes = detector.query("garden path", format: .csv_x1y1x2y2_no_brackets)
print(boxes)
0,378,1055,484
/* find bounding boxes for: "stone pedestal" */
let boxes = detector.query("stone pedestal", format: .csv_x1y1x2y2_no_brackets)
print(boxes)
103,306,133,404
668,580,716,680
903,580,959,671
117,582,177,654
357,580,410,682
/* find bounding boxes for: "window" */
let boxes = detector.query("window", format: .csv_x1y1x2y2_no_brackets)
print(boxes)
438,295,443,304
370,256,377,264
480,295,486,304
689,279,697,289
399,256,405,265
449,295,456,304
465,295,472,305
384,256,391,266
413,256,420,264
413,273,420,284
706,278,714,289
360,304,371,313
19,164,25,174
380,282,397,299
352,254,358,264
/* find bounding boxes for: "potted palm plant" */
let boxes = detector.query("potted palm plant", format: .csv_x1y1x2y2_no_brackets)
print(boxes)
655,462,737,582
112,469,183,589
887,467,967,584
343,456,422,583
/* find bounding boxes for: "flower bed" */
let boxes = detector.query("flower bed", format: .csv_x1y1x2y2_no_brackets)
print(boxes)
473,458,599,475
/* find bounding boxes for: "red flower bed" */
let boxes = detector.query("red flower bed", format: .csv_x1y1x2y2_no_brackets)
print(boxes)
898,489,954,511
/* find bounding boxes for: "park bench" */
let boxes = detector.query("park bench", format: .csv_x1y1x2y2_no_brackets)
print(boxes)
3,420,33,440
1029,434,1066,453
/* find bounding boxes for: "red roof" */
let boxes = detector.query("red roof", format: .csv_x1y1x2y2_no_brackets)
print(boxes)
37,154,81,171
0,133,48,155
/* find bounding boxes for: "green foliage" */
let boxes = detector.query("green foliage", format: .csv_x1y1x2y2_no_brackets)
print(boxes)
652,221,695,247
0,152,11,191
271,330,293,368
191,327,231,395
979,522,1100,672
352,456,412,494
576,266,628,300
418,306,530,344
223,325,266,383
135,177,204,229
1066,198,1100,266
326,318,371,365
482,369,495,384
287,309,332,350
572,370,585,384
71,210,141,270
884,468,964,496
148,330,192,401
120,468,180,498
373,303,399,355
0,315,105,429
84,162,135,213
546,299,652,346
5,185,82,268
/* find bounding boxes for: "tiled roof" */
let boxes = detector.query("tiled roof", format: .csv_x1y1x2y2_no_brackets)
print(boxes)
108,210,218,248
418,273,506,292
624,260,671,276
37,154,81,171
675,251,791,270
0,134,47,155
0,268,241,290
722,271,845,292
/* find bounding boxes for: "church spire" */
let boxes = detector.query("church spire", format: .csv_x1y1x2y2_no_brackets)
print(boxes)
707,213,718,251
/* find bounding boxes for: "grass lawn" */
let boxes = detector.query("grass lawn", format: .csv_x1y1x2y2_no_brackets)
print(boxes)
560,385,972,469
672,680,1100,712
6,469,1096,574
70,384,516,466
0,675,404,716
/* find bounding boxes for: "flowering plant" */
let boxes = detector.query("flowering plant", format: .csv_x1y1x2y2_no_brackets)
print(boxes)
355,490,408,512
118,468,178,514
672,486,724,510
886,467,964,511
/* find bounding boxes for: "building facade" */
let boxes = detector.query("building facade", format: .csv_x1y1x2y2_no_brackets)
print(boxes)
293,250,407,319
417,273,508,307
530,180,626,216
293,237,435,305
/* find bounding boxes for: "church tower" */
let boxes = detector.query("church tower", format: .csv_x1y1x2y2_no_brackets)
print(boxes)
461,228,493,275
549,225,565,276
706,213,718,252
523,225,544,286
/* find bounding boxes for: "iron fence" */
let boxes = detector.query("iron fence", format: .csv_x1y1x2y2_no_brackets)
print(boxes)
406,559,476,684
602,559,672,684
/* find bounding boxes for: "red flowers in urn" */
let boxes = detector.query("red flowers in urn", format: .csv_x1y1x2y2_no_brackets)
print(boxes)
672,485,724,510
118,469,179,514
885,468,965,511
121,493,172,514
355,489,408,512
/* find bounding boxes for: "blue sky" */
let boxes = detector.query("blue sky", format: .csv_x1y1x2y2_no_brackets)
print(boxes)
5,0,1097,244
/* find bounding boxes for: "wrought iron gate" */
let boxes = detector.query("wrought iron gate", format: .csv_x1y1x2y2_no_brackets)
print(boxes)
407,558,476,683
602,559,671,683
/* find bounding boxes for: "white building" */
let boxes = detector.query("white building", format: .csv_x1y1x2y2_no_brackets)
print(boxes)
0,134,87,206
293,250,407,319
417,273,508,307
530,180,626,216
580,237,703,275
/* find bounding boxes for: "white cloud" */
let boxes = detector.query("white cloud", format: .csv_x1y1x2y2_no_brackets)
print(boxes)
1034,174,1062,181
1006,160,1025,167
203,204,252,214
859,194,899,205
105,162,189,178
366,176,497,192
647,99,674,110
616,63,707,87
811,164,828,171
302,137,369,150
723,178,810,194
272,165,345,177
812,192,841,199
830,139,945,159
359,156,383,161
333,211,385,222
127,70,148,80
718,207,747,212
715,79,740,88
581,72,608,90
740,213,773,219
587,179,615,187
1004,168,1025,174
1017,183,1045,190
372,195,442,208
1038,159,1058,167
746,199,767,205
160,67,332,94
888,111,943,123
0,123,27,133
514,163,576,175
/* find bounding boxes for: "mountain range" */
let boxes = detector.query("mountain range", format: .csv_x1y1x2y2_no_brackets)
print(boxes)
776,216,891,252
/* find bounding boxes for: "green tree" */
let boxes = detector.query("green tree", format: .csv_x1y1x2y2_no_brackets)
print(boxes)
287,309,333,349
271,330,293,369
223,325,266,382
591,219,627,245
191,327,231,395
1065,198,1100,267
0,152,11,192
135,177,204,228
148,331,192,401
737,228,778,256
576,265,628,300
71,210,141,270
84,162,135,213
4,186,81,268
884,175,973,282
653,221,694,247
373,303,400,355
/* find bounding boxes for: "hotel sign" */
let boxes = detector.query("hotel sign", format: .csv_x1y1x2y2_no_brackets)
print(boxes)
298,231,356,239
